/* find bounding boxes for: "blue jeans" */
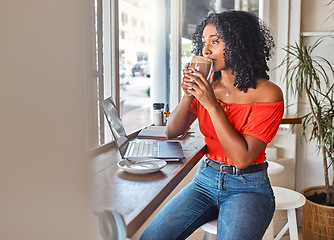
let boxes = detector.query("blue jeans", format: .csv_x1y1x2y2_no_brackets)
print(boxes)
140,159,275,240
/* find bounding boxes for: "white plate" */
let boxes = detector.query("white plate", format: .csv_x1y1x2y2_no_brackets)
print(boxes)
117,159,167,174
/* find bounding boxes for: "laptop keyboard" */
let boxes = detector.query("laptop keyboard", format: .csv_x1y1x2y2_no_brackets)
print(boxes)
128,141,157,157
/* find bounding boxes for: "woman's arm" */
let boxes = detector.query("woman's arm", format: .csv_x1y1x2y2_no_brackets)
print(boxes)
207,105,267,168
165,95,197,139
165,63,197,139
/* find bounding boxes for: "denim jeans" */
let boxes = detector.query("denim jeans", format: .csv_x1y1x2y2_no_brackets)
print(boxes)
140,159,275,240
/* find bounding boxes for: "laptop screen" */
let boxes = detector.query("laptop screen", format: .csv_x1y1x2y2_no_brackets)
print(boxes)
101,98,129,158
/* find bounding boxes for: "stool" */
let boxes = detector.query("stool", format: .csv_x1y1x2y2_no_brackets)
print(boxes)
267,161,285,175
200,219,217,240
199,186,306,240
269,186,306,240
97,209,127,240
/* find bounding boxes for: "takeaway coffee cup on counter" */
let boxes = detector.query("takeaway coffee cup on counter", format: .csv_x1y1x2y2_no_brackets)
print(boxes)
189,55,213,80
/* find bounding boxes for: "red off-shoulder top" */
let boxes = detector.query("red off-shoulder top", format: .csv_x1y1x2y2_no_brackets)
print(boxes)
189,98,284,165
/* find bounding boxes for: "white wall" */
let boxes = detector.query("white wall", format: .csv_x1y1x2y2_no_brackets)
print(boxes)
295,0,334,192
0,1,94,239
268,0,334,193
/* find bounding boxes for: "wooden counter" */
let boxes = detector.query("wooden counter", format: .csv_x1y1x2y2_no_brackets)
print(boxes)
91,123,206,237
281,117,302,125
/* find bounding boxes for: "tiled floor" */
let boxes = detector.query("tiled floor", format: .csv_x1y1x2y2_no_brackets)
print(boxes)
186,227,303,239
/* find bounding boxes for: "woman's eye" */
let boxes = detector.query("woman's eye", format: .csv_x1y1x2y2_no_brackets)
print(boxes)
212,39,219,44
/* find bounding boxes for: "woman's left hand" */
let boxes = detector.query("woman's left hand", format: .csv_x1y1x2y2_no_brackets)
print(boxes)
184,68,218,111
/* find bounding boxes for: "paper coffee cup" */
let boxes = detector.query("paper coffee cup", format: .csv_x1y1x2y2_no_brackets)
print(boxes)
190,55,213,80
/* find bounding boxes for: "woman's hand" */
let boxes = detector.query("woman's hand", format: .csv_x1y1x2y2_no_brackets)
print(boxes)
181,63,195,97
165,63,198,138
184,67,218,111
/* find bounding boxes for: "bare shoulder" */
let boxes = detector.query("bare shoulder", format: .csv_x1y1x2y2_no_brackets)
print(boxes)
252,78,283,102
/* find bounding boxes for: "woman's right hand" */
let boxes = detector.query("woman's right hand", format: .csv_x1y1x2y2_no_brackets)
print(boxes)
165,63,197,138
181,63,195,97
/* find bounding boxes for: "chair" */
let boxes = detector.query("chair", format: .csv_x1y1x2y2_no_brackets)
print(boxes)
200,219,218,240
97,209,127,240
199,186,306,240
267,186,306,240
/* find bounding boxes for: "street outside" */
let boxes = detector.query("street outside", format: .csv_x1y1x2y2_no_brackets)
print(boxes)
122,75,151,113
121,75,152,133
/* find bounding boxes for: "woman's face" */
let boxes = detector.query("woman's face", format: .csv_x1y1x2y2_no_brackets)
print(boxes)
202,24,227,72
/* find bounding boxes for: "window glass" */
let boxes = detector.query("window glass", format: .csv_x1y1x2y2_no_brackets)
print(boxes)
118,0,170,134
94,0,171,146
236,0,259,15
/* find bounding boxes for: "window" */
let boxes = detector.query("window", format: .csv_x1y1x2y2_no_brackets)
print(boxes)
92,0,260,148
93,0,172,147
120,30,126,40
132,17,137,27
121,12,128,25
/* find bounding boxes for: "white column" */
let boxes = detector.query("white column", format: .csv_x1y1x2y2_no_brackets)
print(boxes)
170,0,182,110
275,0,290,116
287,0,301,117
151,0,168,105
259,0,270,26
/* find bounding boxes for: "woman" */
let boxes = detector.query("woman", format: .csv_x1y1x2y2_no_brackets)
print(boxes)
140,11,284,240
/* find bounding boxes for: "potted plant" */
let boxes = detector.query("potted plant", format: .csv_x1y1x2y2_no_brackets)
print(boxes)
277,35,334,239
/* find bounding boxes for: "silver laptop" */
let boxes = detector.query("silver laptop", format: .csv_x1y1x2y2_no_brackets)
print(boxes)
101,97,184,161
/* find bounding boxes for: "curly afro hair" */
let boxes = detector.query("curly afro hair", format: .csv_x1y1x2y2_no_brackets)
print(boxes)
191,10,275,92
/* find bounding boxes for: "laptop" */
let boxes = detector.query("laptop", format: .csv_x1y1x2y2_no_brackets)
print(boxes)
101,97,185,161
